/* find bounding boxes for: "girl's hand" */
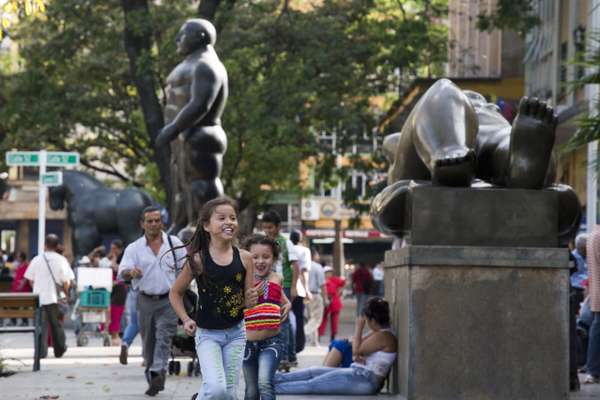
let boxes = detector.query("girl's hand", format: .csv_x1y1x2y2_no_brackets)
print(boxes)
245,287,258,308
357,316,367,329
354,355,366,364
281,301,291,322
183,318,197,337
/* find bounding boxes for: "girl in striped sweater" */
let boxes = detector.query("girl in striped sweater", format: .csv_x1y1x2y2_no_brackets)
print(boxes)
243,234,291,400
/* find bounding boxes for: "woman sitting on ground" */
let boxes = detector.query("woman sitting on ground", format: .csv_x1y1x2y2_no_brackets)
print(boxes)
274,297,397,395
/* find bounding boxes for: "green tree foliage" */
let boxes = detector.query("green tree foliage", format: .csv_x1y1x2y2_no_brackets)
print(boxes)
565,34,600,152
0,0,447,218
476,0,539,37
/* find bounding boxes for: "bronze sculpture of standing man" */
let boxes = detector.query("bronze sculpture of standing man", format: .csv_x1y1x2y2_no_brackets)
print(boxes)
156,19,228,233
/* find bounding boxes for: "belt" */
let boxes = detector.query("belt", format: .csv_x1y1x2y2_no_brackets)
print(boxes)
140,291,169,300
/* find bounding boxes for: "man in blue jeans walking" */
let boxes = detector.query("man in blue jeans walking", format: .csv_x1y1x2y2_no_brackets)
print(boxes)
119,287,139,365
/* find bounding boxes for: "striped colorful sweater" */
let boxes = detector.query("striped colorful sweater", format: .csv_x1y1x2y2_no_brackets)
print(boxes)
244,280,282,331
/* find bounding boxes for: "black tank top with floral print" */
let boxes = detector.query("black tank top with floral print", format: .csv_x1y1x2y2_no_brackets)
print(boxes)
193,247,245,329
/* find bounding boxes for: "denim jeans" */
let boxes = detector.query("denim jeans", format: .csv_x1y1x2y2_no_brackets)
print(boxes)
278,287,296,363
195,321,246,399
587,312,600,376
122,289,139,347
274,365,381,395
243,336,282,400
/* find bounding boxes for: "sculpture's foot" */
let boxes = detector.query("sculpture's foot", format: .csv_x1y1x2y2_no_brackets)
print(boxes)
507,97,557,189
548,183,582,247
370,180,428,237
431,147,475,187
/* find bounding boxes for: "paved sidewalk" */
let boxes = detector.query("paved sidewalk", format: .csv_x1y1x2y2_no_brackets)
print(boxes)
1,297,599,399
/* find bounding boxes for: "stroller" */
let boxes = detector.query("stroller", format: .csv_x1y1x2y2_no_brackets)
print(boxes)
72,266,113,347
168,288,201,377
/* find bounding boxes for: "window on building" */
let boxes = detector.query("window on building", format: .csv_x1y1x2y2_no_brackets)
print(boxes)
1,230,16,254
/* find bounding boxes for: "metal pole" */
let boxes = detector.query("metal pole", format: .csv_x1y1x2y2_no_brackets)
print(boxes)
38,150,46,255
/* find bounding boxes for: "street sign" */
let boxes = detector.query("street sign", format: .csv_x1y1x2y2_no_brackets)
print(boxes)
41,171,62,186
6,151,40,166
5,149,80,255
46,152,79,166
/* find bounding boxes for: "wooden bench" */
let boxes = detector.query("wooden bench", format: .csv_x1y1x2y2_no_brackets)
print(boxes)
0,293,42,371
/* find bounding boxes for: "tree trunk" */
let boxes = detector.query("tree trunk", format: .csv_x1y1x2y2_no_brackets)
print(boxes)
121,0,171,206
238,203,258,238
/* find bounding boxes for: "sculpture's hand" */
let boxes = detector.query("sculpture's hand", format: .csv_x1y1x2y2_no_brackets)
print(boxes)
156,124,178,148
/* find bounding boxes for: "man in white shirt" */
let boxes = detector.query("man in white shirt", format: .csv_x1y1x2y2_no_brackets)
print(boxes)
290,230,311,354
25,234,74,358
305,248,327,347
118,206,186,396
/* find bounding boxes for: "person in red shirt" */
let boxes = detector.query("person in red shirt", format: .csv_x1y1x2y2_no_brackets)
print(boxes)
10,251,31,326
319,267,346,341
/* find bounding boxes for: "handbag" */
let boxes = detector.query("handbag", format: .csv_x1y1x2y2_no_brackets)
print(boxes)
42,254,70,316
167,235,198,317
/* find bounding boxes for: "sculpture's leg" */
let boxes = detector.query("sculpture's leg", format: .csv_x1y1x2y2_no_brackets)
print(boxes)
506,97,557,189
547,184,582,247
185,126,227,223
190,177,223,212
169,138,188,234
406,79,478,187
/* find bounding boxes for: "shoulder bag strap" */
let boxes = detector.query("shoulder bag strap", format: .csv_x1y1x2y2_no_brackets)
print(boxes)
166,235,181,277
42,254,63,296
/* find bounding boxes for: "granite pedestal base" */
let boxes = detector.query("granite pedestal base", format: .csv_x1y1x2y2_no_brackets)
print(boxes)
384,246,569,400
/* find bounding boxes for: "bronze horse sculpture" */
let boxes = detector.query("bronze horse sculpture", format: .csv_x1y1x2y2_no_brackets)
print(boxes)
49,170,154,259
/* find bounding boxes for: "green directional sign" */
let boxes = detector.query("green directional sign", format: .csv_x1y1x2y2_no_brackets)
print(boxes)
46,152,79,166
6,151,40,166
41,171,63,186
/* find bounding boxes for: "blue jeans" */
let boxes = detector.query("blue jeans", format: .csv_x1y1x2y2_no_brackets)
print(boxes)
274,365,381,395
195,321,246,399
122,289,139,347
243,336,282,400
587,312,600,376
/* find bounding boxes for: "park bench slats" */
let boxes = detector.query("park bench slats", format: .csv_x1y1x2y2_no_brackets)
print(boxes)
0,309,35,318
0,293,42,371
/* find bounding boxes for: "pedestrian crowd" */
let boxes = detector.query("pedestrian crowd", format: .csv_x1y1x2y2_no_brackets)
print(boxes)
2,198,392,399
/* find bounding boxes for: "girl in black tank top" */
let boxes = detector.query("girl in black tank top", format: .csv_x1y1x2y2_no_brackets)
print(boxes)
168,197,257,400
191,247,246,329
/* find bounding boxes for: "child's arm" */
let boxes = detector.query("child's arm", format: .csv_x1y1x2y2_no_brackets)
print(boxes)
276,273,292,321
240,249,258,308
169,261,196,336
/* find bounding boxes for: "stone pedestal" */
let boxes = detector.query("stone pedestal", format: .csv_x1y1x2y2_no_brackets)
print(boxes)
384,245,569,400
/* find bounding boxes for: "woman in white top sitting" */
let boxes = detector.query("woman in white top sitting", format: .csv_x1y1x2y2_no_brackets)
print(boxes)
274,297,397,395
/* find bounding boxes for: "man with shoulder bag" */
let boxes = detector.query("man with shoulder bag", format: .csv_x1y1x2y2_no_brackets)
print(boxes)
118,206,186,396
24,234,74,358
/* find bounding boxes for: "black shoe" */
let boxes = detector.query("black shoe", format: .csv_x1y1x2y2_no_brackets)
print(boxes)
54,346,67,358
119,345,128,365
145,373,164,397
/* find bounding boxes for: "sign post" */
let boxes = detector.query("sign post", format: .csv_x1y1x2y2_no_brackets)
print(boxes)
38,150,47,256
5,150,79,255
